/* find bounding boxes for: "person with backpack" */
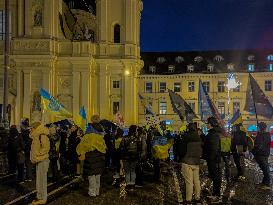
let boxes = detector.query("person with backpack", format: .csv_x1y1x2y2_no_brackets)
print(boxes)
179,123,202,204
119,125,139,187
252,122,271,190
203,117,223,203
231,123,248,181
30,121,50,205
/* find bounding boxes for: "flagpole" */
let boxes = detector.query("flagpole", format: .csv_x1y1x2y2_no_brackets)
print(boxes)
248,73,259,127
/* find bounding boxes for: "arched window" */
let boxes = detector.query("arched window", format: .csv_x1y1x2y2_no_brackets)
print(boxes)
114,24,121,43
267,54,273,61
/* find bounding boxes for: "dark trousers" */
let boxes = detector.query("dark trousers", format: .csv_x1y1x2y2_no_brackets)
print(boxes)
8,153,17,173
233,152,245,177
153,158,161,181
221,153,231,181
17,163,24,182
255,156,271,186
135,161,143,185
49,159,59,181
25,152,33,180
207,161,222,196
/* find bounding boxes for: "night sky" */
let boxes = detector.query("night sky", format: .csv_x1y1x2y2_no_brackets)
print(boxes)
140,0,273,52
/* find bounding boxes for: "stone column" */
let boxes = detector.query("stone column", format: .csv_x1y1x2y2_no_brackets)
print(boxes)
98,63,110,119
97,0,108,42
18,0,25,36
72,71,80,117
42,68,52,93
23,70,32,120
15,69,23,125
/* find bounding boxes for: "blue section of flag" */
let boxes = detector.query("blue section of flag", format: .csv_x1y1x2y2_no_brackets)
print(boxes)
230,110,241,124
198,80,213,121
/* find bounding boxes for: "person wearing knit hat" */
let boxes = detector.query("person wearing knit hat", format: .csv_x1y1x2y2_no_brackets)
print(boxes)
252,122,271,190
30,121,50,205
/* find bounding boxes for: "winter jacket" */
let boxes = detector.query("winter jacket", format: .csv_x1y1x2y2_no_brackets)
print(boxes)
231,130,248,153
30,125,50,163
203,127,222,163
178,131,202,165
8,128,25,164
21,127,32,153
48,133,60,161
68,131,81,163
252,131,271,157
82,150,105,176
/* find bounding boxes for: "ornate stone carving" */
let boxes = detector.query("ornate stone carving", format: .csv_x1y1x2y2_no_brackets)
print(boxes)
32,0,44,27
14,40,49,50
16,61,50,68
58,76,72,95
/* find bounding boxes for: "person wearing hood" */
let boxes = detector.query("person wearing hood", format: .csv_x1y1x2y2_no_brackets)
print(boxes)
204,117,223,203
252,122,271,190
30,121,50,205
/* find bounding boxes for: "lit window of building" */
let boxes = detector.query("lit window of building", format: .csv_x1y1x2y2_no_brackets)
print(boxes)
175,56,184,63
202,81,210,93
265,80,272,91
248,55,255,61
233,102,240,114
149,65,156,73
267,54,273,61
218,102,225,119
194,56,203,63
113,80,120,88
145,82,153,93
188,81,195,92
168,65,175,73
113,102,119,114
159,82,166,93
214,55,224,62
187,64,194,72
156,57,166,64
248,64,255,72
207,64,214,72
218,81,225,92
174,82,181,92
159,101,167,115
227,63,234,71
269,64,273,71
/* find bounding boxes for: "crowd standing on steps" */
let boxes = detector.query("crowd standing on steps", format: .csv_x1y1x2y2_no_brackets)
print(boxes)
5,115,272,205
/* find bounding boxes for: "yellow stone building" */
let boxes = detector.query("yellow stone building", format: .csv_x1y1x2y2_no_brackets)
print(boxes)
0,0,143,126
138,51,273,132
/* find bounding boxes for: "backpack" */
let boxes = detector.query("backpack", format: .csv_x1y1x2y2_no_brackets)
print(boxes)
120,135,138,160
220,135,231,153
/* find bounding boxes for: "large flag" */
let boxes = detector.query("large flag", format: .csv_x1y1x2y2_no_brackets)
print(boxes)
74,106,88,132
198,80,225,127
244,74,273,119
168,89,197,122
40,88,72,119
138,94,154,115
230,110,243,125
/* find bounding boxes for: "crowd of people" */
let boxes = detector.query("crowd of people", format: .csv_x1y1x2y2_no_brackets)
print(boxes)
6,115,272,204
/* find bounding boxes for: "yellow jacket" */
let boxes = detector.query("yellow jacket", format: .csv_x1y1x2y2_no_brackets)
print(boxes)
30,124,50,163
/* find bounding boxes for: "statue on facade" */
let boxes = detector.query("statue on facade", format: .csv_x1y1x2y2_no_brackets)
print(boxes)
34,9,43,26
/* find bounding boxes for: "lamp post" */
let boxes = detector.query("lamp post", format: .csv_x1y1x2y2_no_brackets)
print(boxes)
226,72,241,131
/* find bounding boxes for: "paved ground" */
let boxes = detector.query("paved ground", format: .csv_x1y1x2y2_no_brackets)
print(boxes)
1,153,272,205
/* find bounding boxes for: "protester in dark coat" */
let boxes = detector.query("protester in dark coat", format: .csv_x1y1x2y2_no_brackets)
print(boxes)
204,117,222,203
21,118,33,181
179,123,202,203
231,124,248,180
58,126,69,175
67,125,80,176
9,126,25,183
252,122,271,189
48,126,60,182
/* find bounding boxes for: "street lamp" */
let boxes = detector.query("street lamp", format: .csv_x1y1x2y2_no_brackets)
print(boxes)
226,72,241,131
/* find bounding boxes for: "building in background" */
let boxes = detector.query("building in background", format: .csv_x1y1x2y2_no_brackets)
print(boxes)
0,0,143,126
138,51,273,132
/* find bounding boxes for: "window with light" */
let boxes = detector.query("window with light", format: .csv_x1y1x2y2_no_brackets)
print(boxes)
202,81,210,93
265,80,272,91
248,64,255,72
113,102,119,114
217,81,225,92
218,102,225,119
145,82,153,93
233,102,240,114
159,82,166,93
113,80,120,88
174,82,181,92
188,81,195,92
159,102,167,115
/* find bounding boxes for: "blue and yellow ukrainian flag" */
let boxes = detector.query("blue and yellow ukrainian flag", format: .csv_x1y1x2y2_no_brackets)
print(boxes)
74,106,88,132
40,88,72,119
230,110,243,125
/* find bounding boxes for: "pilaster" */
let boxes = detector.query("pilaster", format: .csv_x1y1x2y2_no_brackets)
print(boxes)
72,70,80,117
23,69,32,120
98,63,110,119
15,69,23,125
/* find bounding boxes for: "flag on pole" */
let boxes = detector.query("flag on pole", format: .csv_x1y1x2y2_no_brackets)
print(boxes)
244,74,273,119
198,80,225,127
230,110,243,125
40,88,72,119
168,89,197,122
74,106,88,132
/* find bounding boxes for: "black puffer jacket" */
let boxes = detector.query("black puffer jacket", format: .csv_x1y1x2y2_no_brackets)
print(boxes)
203,127,222,163
83,150,105,176
179,131,202,165
252,131,271,157
231,130,248,153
